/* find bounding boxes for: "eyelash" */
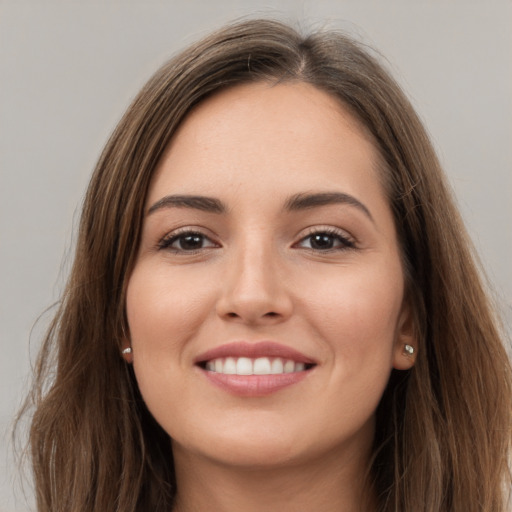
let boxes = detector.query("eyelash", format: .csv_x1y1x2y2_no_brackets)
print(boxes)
294,227,356,252
157,227,356,254
157,229,218,253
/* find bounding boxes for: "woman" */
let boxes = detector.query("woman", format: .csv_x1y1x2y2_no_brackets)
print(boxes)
22,19,511,511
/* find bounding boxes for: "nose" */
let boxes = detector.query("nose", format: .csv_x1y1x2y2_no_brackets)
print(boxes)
216,240,293,325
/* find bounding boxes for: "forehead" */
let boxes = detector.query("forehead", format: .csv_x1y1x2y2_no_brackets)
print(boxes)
148,81,384,208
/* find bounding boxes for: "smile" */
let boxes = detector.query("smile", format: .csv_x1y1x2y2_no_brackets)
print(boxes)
195,341,316,396
204,357,312,375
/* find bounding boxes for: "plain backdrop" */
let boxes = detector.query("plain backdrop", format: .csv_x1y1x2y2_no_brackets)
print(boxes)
1,1,511,511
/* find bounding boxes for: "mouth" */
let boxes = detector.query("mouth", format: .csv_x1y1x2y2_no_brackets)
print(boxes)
195,341,317,396
199,356,315,375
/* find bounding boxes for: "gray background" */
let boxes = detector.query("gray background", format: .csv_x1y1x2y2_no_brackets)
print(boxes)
1,1,511,511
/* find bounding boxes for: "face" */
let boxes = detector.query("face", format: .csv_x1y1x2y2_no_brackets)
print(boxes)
125,82,415,471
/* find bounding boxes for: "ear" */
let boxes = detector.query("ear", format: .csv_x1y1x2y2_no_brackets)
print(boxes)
121,328,133,364
120,337,133,364
392,300,417,370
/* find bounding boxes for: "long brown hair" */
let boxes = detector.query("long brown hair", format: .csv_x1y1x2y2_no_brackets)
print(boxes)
20,18,511,511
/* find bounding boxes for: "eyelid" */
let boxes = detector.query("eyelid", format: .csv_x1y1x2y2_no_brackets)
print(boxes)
157,226,220,252
293,226,357,250
155,225,356,253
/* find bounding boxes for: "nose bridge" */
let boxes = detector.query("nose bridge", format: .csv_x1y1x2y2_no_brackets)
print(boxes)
217,227,291,323
236,236,274,291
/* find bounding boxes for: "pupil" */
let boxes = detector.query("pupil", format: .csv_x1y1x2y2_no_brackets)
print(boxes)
180,234,202,250
311,234,333,249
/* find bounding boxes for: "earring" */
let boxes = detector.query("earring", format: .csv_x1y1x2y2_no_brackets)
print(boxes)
122,347,132,355
404,344,415,356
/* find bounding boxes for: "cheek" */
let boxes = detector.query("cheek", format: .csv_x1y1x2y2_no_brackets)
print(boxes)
125,265,215,363
125,265,216,421
312,263,404,415
300,259,404,365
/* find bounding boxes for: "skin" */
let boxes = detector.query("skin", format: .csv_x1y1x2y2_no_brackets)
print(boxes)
125,81,416,512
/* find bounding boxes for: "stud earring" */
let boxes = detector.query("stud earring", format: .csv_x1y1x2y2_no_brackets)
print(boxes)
404,344,415,356
122,347,132,355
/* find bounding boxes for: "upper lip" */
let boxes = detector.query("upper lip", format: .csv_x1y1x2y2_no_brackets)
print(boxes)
194,341,317,365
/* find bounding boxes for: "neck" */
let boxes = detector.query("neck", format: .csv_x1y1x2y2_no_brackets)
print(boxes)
171,444,376,512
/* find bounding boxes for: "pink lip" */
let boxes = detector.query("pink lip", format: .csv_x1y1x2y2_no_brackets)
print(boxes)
201,372,311,396
194,341,316,365
194,341,316,397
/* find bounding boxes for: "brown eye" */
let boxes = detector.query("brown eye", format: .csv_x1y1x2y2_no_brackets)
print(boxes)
309,233,336,250
297,230,355,251
175,234,206,250
159,231,217,252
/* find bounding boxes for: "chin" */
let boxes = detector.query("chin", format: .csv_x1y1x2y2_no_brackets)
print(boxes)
170,413,374,472
170,417,313,469
181,438,305,469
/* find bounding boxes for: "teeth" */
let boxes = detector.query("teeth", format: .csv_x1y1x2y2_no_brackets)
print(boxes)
294,362,305,372
224,357,236,374
254,357,271,375
203,357,310,375
284,360,295,373
236,357,252,375
271,358,284,374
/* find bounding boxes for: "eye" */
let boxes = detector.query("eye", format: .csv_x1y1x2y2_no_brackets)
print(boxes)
296,229,355,251
158,231,218,252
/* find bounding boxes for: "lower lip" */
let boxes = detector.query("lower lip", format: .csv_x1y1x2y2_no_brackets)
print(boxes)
200,369,311,396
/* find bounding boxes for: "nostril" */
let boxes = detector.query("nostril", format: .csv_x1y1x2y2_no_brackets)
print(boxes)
264,312,279,317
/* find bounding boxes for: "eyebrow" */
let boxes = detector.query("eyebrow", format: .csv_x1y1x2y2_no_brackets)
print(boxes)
284,192,373,221
147,195,226,215
147,191,373,221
